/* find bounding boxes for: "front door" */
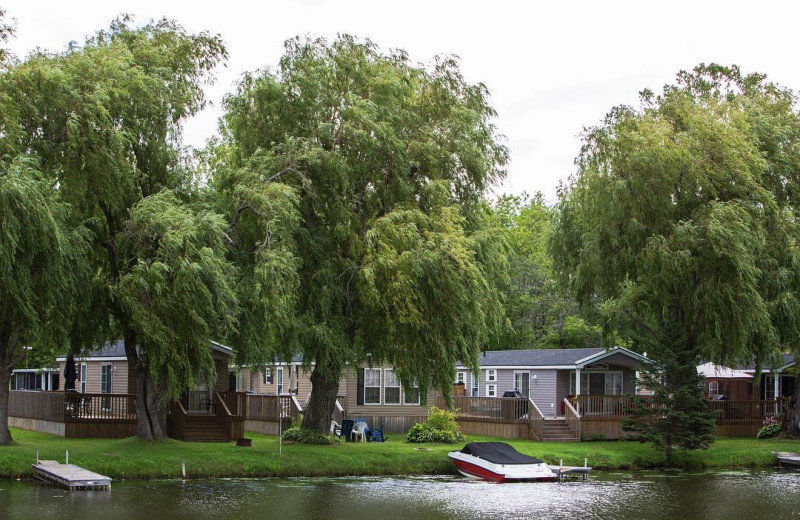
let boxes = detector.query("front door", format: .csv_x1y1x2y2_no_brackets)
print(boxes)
514,372,530,397
276,367,284,394
101,364,112,410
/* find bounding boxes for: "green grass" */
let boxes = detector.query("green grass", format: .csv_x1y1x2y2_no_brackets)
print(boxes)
1,428,798,479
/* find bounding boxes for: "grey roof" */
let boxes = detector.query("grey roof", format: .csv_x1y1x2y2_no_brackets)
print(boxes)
456,348,607,368
57,339,234,360
736,354,796,371
56,340,127,360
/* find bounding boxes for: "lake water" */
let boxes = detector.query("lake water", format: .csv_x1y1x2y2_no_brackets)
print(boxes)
1,470,798,520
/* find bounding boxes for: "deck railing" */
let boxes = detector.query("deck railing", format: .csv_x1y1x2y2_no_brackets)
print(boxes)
219,391,246,419
527,398,545,441
563,398,582,439
711,400,781,424
576,395,642,419
436,395,535,423
64,393,136,421
245,394,302,423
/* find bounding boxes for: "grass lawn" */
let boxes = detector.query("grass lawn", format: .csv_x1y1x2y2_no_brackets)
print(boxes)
1,428,798,479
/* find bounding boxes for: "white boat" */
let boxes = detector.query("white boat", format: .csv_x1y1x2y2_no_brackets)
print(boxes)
448,442,558,483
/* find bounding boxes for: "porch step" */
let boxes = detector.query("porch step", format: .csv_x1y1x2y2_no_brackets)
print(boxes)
541,419,580,442
180,415,231,442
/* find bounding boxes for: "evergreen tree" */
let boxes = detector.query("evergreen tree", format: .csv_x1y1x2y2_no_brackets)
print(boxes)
622,322,716,464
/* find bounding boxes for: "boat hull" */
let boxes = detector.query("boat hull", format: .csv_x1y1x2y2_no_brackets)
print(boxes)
448,452,557,483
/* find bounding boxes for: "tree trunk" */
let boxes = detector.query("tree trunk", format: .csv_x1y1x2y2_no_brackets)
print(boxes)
782,375,800,437
124,330,168,441
302,364,340,433
0,369,12,445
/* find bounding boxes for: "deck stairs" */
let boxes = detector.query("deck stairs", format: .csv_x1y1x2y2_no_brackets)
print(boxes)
182,415,231,442
542,418,580,442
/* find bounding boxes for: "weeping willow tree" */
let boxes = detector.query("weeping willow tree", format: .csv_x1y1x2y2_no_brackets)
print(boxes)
0,17,233,440
0,160,86,444
213,35,509,432
552,64,800,449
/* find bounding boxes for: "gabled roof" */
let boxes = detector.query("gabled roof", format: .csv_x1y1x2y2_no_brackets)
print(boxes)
697,362,753,379
455,346,651,369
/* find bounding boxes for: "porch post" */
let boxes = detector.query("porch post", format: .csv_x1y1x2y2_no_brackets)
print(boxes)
774,374,780,415
575,368,581,414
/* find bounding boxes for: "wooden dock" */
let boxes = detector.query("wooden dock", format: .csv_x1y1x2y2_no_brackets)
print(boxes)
32,460,111,490
776,452,800,469
549,465,592,481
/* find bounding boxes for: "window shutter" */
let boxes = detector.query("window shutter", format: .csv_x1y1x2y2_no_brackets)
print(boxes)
357,368,365,405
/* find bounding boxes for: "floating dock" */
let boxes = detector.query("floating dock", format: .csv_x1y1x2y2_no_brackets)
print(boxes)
32,460,111,490
776,452,800,469
549,465,592,481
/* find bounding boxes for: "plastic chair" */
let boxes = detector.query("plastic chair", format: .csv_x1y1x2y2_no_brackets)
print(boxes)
340,419,355,441
351,421,368,442
330,420,342,437
370,425,386,442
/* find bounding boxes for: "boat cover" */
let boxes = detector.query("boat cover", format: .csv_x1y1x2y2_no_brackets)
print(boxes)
459,442,543,465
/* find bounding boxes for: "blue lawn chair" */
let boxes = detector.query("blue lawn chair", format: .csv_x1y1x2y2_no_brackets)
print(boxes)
370,425,386,442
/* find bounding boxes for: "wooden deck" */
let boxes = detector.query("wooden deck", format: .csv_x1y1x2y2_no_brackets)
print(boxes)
32,460,111,490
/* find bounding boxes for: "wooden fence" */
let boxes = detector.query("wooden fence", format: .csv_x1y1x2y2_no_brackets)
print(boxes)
9,391,65,422
9,391,136,422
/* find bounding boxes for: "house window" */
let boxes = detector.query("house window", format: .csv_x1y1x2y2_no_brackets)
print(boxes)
709,380,719,396
455,371,466,385
403,380,420,405
763,375,776,400
364,368,381,404
384,369,401,405
276,367,284,394
487,384,497,397
514,371,530,397
486,369,497,382
263,367,272,385
472,373,479,396
605,372,623,395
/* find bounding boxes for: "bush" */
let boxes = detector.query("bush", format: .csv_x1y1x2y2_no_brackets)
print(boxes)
756,416,782,439
406,406,464,444
282,427,331,444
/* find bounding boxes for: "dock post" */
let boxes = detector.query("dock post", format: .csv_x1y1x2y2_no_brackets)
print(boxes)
36,448,39,465
584,458,587,468
181,457,186,478
65,450,69,467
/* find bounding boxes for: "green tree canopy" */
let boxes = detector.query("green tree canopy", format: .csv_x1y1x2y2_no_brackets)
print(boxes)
553,64,800,363
0,159,85,444
0,16,231,439
552,64,800,444
494,193,604,350
214,35,509,431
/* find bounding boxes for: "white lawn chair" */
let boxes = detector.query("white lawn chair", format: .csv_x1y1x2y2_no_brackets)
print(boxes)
351,421,368,442
330,420,342,437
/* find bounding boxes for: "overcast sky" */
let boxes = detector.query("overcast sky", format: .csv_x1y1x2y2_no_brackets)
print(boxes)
4,0,800,200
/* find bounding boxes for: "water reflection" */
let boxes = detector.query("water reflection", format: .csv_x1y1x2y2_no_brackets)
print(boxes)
0,471,798,520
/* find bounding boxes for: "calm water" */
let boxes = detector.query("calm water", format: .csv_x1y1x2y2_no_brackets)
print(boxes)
1,471,798,520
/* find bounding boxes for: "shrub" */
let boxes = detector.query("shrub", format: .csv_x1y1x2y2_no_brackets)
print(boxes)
406,406,464,444
756,416,782,439
282,427,331,444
